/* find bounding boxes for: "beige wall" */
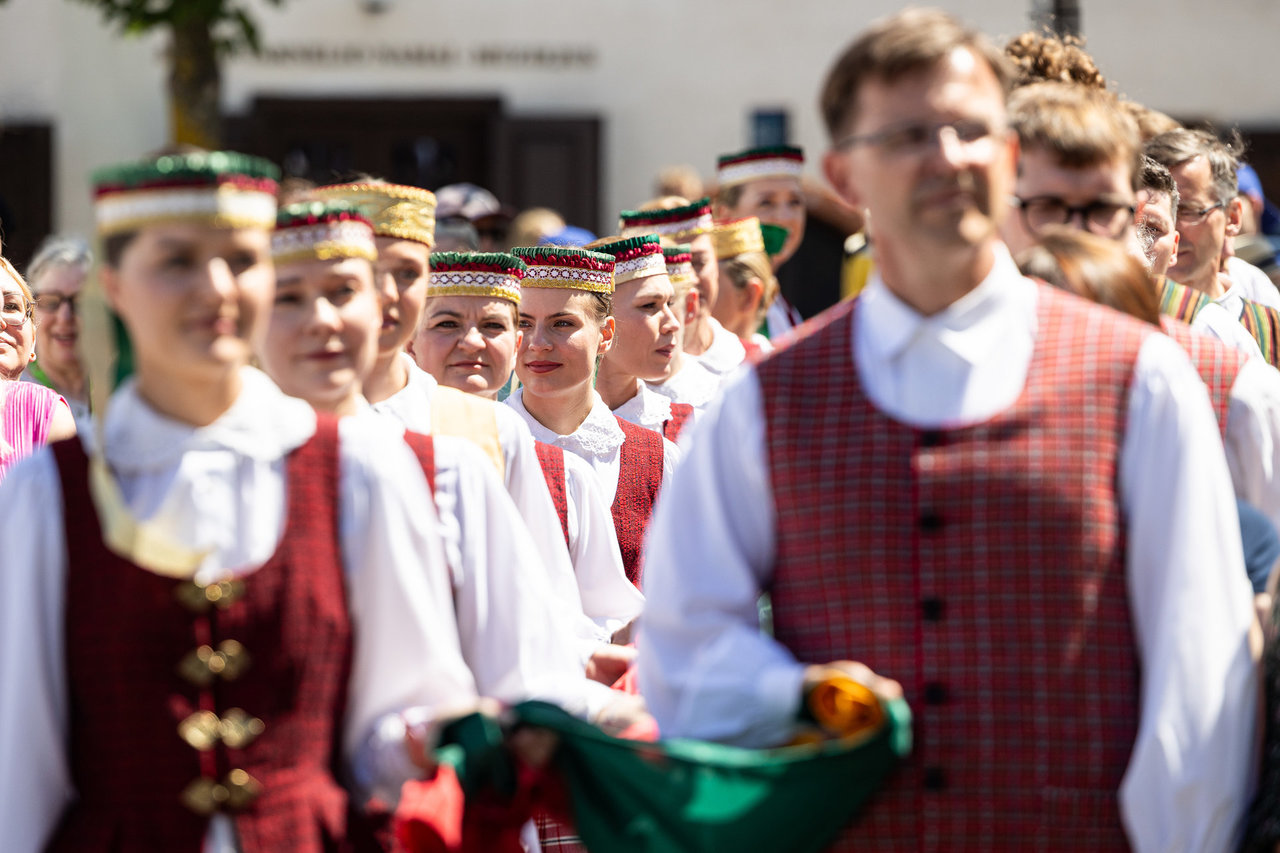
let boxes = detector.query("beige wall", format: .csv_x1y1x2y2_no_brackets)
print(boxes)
2,0,1277,240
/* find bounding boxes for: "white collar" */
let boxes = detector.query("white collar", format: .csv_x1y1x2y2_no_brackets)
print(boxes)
697,318,747,375
370,352,438,431
646,356,721,408
508,388,624,460
102,367,316,472
859,244,1035,367
612,379,672,429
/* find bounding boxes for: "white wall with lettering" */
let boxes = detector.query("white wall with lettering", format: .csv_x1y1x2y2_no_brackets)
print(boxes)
1,0,1278,237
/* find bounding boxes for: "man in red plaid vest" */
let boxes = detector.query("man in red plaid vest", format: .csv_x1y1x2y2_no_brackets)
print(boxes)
638,9,1258,851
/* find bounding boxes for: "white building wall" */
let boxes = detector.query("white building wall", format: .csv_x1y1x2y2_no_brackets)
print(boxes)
1,0,1278,240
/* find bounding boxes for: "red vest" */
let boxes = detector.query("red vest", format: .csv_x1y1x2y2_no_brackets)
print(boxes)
1159,316,1244,440
403,429,437,495
534,440,571,548
758,286,1146,851
611,417,664,587
662,403,694,443
48,419,373,853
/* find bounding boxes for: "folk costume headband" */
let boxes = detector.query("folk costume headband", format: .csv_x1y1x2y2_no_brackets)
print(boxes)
618,198,713,242
663,245,698,290
588,235,666,286
428,252,526,304
511,246,615,294
272,201,377,265
312,182,437,248
92,150,279,237
716,145,805,188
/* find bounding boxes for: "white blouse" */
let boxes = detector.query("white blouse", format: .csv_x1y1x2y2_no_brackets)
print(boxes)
645,355,723,413
694,317,747,377
370,355,630,642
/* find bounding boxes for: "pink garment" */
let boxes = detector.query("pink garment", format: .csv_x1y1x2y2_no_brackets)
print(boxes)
0,380,65,481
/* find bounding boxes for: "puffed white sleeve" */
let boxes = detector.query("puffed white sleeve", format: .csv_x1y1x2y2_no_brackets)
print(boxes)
561,451,644,635
1224,357,1280,533
637,368,806,747
337,418,479,802
0,449,75,853
493,406,605,647
1118,333,1258,852
432,436,618,718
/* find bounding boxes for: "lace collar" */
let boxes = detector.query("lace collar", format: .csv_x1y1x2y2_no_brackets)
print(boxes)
507,388,624,461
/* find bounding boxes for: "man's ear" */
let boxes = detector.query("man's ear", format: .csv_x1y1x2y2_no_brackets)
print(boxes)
822,148,861,211
1169,231,1180,268
1226,196,1245,238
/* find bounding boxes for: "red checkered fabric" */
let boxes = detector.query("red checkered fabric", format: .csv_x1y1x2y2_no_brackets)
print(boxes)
535,812,588,853
49,417,371,853
403,429,438,495
662,403,694,443
611,417,664,587
535,440,571,548
758,285,1147,851
1160,316,1243,440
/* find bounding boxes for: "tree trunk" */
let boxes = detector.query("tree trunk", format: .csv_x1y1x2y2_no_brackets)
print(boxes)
169,14,221,148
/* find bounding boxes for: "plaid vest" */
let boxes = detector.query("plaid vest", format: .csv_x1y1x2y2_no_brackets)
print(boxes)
535,440,571,549
758,285,1146,851
48,418,371,853
1159,316,1243,440
611,417,664,587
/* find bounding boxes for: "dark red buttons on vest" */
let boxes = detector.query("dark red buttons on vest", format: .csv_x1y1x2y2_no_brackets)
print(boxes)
923,766,948,791
921,597,945,621
923,682,949,705
919,511,944,531
919,430,944,447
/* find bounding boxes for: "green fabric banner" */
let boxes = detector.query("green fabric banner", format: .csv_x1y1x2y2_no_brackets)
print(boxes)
451,699,913,853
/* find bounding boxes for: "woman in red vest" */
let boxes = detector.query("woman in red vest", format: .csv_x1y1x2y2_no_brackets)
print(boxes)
505,241,680,588
602,244,699,442
0,151,478,852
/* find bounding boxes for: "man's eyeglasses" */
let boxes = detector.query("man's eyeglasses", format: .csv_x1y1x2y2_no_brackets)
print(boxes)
835,118,1005,156
1175,201,1226,225
1012,196,1137,239
37,292,80,316
0,298,33,326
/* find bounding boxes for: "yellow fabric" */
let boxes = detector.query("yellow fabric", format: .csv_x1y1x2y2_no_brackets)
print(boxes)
89,453,210,578
841,234,874,302
429,385,506,479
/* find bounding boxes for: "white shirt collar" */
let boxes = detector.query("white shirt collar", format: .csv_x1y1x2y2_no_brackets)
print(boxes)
859,244,1035,368
697,318,747,375
507,388,624,460
370,353,438,432
102,366,316,471
646,356,722,409
612,379,672,430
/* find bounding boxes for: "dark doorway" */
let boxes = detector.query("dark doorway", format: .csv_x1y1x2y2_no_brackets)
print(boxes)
0,124,54,272
227,96,603,233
